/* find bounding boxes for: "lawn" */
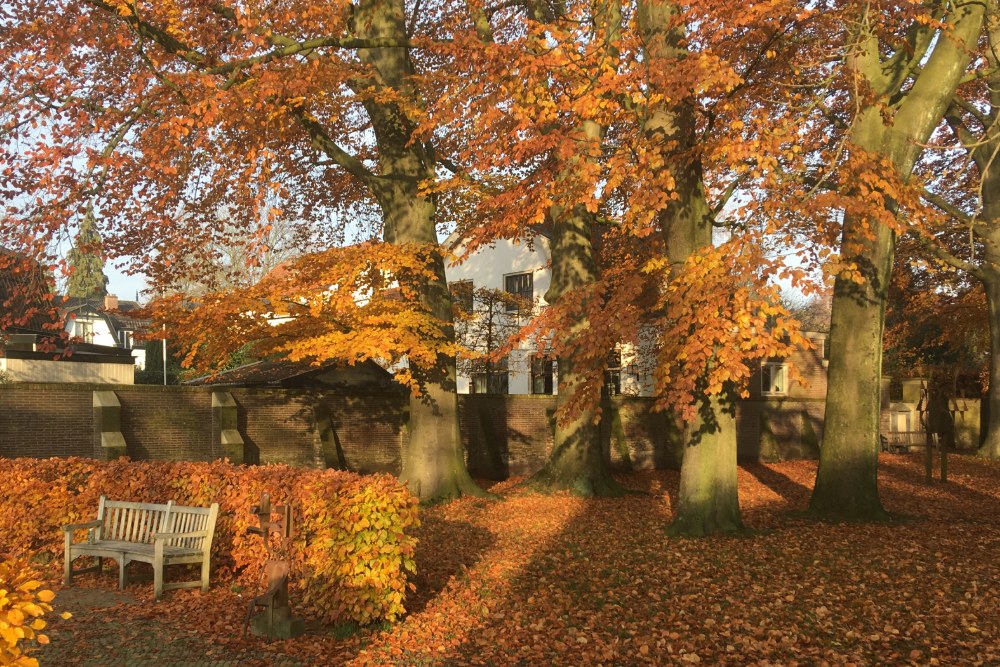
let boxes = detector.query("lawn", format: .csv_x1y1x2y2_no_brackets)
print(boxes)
38,454,1000,666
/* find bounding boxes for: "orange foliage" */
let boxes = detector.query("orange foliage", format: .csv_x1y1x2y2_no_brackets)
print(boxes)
0,459,419,624
145,242,459,392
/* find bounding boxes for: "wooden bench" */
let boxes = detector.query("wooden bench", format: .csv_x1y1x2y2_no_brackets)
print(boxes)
63,496,220,600
880,431,939,454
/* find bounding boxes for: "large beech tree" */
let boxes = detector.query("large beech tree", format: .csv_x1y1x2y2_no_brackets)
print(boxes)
917,3,1000,459
0,0,484,500
805,0,985,520
433,0,809,506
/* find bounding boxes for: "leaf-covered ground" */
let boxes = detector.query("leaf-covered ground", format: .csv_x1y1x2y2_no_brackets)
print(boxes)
38,454,1000,666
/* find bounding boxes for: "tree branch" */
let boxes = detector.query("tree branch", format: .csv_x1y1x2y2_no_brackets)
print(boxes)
291,108,377,184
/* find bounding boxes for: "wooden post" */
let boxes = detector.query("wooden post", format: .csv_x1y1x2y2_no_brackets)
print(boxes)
939,433,947,483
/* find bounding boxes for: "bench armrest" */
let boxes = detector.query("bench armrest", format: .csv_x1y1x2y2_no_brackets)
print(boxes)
62,520,103,533
152,530,209,541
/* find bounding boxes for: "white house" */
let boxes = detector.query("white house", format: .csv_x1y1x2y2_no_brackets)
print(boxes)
60,295,148,370
444,230,653,396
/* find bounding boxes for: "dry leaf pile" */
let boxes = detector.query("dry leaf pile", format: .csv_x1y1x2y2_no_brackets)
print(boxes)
39,454,1000,666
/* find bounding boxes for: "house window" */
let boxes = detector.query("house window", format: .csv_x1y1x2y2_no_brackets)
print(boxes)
604,348,622,396
504,272,533,311
76,320,94,343
472,358,508,395
120,330,134,349
531,358,554,395
762,362,787,396
449,280,473,313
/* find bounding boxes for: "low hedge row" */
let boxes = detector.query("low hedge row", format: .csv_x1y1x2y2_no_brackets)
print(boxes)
0,458,419,624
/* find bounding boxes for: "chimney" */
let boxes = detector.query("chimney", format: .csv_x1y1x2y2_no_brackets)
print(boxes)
104,294,119,310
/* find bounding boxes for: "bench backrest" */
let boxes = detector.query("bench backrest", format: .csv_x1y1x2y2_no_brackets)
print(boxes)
97,496,218,553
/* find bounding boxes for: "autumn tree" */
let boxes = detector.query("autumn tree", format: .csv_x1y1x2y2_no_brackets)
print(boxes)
798,0,986,520
431,0,809,511
430,0,630,495
65,211,109,299
0,0,484,500
915,4,1000,459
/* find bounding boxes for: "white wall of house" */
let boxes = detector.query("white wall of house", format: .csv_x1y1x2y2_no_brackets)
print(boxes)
446,235,554,395
64,312,146,370
66,313,116,347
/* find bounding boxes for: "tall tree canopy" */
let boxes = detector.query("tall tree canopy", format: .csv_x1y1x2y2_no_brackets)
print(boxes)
0,0,486,500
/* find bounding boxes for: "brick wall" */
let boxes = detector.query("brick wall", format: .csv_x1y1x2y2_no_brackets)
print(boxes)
230,389,406,470
736,399,825,462
115,387,214,461
2,384,825,475
0,384,94,458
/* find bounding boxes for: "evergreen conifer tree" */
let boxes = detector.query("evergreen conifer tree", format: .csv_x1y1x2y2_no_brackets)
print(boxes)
66,211,108,299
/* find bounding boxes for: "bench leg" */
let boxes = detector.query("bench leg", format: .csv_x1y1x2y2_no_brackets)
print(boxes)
153,564,163,601
200,557,211,593
118,557,128,590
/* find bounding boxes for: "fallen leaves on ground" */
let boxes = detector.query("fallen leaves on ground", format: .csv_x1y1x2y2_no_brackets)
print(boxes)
38,454,1000,666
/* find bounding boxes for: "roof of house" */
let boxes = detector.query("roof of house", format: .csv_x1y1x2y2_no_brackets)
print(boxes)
183,357,402,390
1,333,135,365
59,296,148,332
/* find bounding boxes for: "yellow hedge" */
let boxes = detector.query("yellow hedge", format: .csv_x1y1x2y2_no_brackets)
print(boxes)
0,558,62,667
0,459,419,624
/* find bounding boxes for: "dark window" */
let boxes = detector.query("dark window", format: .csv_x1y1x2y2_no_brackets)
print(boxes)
761,363,787,395
604,348,622,396
472,358,509,395
504,272,533,311
531,357,554,395
449,280,473,312
120,330,134,348
76,320,94,343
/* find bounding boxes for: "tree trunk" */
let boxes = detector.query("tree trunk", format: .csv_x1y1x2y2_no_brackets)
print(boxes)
533,345,623,496
809,4,983,519
979,267,1000,458
531,122,623,496
667,395,743,536
809,209,893,520
662,172,743,534
356,0,483,501
639,0,743,535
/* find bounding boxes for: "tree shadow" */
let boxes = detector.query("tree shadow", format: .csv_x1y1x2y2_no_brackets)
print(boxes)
740,463,812,506
879,455,1000,521
406,515,497,615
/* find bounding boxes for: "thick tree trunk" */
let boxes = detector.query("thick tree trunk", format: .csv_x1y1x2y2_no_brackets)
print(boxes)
662,173,743,534
976,10,1000,460
528,0,623,495
531,122,623,496
809,210,892,520
639,0,743,535
978,268,1000,458
533,346,623,496
810,1,983,518
356,0,483,501
975,147,1000,459
667,395,742,535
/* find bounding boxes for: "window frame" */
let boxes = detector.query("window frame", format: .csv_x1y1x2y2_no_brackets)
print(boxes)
531,357,555,395
503,272,533,312
76,319,94,343
761,362,788,396
604,348,622,397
